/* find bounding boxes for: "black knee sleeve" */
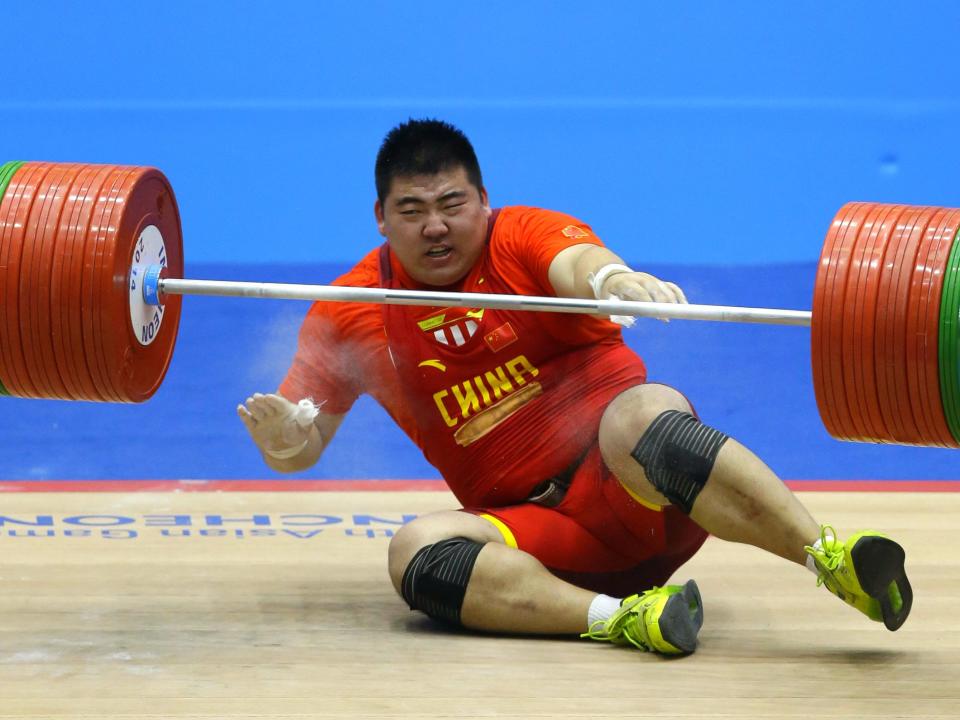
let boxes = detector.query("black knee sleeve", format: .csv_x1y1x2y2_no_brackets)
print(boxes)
631,410,729,514
400,537,485,625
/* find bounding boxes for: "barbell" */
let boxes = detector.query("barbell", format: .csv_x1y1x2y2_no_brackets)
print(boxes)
1,161,958,449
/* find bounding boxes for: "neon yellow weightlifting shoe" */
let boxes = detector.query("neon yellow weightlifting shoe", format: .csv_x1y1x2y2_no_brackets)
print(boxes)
805,525,912,631
581,580,703,655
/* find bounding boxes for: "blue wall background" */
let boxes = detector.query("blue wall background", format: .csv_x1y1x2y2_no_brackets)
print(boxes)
1,2,957,479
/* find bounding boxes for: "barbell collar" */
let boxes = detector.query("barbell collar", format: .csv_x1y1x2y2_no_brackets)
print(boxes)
142,264,164,306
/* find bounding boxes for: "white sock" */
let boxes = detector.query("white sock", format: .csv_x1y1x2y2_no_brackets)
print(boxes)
805,530,835,576
587,594,623,630
805,538,823,575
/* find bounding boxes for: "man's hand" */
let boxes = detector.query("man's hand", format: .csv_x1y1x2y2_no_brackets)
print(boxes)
548,245,689,319
237,393,314,458
600,270,687,305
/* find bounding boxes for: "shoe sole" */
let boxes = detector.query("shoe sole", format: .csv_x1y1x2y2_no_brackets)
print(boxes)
850,536,913,631
657,580,703,654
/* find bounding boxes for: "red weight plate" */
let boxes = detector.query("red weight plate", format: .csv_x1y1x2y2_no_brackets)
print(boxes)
0,162,37,396
32,163,80,398
907,207,950,446
57,164,116,401
911,208,960,447
877,206,915,443
101,166,140,402
73,165,119,401
93,166,140,399
840,204,883,440
46,164,91,400
902,207,946,445
0,162,51,397
906,209,947,445
848,204,902,441
19,163,61,399
100,167,183,402
875,206,920,442
886,207,933,444
48,163,100,401
81,166,129,402
0,163,32,396
22,163,76,399
858,204,904,441
823,202,873,439
813,203,852,436
855,205,908,442
812,202,863,438
810,208,839,434
17,161,58,397
827,202,875,440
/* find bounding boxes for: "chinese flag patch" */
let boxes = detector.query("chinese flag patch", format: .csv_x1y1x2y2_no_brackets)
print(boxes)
561,225,589,239
484,322,518,353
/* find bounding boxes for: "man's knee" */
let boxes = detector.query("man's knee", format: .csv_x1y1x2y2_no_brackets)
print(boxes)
600,385,729,514
388,512,496,587
396,537,485,625
387,512,501,625
630,410,729,513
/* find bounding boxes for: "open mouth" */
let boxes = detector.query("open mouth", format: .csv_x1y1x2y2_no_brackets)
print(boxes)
425,246,452,258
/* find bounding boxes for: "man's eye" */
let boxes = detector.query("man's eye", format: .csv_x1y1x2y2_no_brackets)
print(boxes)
444,203,465,211
400,209,420,216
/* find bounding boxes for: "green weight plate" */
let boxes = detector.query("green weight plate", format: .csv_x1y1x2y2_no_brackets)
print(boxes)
0,161,25,202
939,226,960,440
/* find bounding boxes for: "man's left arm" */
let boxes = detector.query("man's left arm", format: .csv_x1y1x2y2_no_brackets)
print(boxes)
547,243,687,306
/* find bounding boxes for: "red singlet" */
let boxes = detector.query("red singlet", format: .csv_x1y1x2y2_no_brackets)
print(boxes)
281,206,707,594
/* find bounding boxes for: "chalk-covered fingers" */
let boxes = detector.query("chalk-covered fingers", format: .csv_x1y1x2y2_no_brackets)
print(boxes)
237,392,311,454
242,393,279,422
603,271,688,305
663,281,688,305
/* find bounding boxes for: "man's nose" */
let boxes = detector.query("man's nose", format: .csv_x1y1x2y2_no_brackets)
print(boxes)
422,212,448,238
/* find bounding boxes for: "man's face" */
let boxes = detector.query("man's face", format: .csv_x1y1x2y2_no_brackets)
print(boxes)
375,166,491,287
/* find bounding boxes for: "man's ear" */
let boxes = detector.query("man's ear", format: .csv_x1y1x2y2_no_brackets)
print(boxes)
480,187,491,217
374,199,386,236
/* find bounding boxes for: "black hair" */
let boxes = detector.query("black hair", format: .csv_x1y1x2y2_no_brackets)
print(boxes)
375,119,483,203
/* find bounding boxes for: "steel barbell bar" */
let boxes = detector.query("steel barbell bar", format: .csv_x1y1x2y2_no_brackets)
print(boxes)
150,274,813,326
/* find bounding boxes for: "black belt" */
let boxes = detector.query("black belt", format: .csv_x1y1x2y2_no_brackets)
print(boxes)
526,448,590,509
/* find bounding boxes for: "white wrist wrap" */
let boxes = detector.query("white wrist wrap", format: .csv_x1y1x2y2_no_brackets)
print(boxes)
587,263,633,299
264,398,323,459
290,398,321,427
586,263,636,328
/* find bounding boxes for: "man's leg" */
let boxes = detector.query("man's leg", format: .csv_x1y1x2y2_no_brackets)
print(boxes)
388,510,597,634
598,382,912,629
387,509,703,653
598,383,819,564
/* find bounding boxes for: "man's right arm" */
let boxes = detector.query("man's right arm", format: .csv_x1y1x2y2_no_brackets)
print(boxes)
245,253,380,472
237,393,346,473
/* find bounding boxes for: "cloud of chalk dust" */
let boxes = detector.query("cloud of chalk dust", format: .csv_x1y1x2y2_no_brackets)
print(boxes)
244,301,313,393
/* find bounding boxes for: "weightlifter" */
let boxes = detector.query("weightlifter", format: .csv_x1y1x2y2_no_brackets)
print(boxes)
238,118,912,655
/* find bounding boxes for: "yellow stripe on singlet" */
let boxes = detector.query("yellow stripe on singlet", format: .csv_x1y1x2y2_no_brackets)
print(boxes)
478,513,518,548
617,480,665,512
